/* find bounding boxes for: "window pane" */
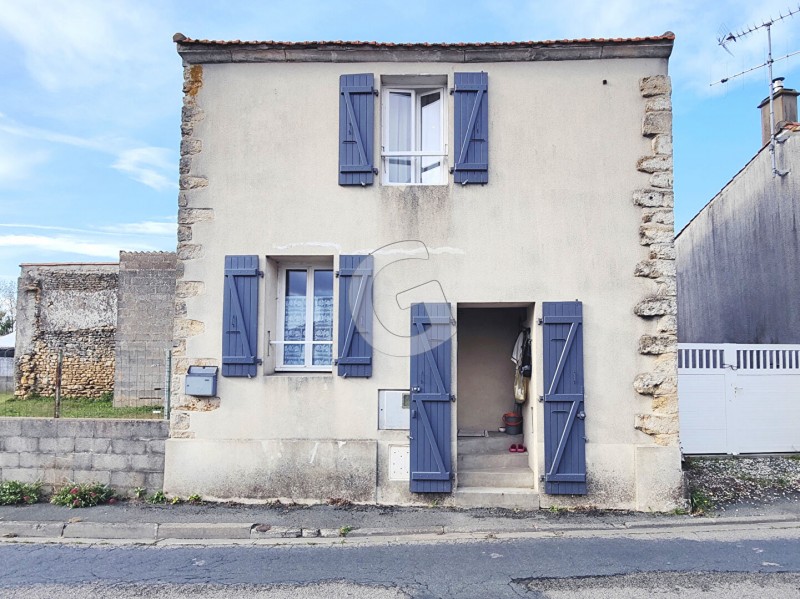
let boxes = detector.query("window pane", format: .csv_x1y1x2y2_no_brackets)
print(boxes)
312,344,333,366
313,270,333,341
286,270,307,296
387,92,412,183
387,158,412,184
283,343,305,366
284,270,307,342
420,91,442,184
388,92,412,151
314,269,333,296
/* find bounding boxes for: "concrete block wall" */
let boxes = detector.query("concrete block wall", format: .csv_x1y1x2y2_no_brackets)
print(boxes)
114,252,177,407
0,418,168,495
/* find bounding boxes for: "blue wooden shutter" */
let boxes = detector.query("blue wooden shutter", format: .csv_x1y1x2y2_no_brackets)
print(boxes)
453,72,488,185
410,303,452,493
337,254,373,377
542,301,586,495
222,255,260,377
339,74,376,186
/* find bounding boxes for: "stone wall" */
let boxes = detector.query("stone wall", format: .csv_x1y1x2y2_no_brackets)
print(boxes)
15,264,119,398
171,62,218,436
632,75,679,447
0,418,168,494
114,252,177,407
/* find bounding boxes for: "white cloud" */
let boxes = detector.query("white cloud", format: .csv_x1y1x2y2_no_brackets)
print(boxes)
0,137,49,186
0,117,110,152
0,114,175,191
97,220,177,236
0,234,151,259
112,147,177,191
0,1,162,92
0,221,176,237
0,219,176,262
486,0,800,95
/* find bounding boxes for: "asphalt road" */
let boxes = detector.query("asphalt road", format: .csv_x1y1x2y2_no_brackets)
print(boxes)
2,529,800,598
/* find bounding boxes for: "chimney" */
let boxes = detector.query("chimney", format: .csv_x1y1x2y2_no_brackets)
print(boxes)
758,77,800,146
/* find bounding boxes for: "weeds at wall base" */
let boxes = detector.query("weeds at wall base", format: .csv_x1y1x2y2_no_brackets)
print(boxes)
0,481,42,506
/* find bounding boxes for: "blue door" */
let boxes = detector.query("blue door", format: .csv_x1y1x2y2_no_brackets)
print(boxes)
542,301,587,495
409,303,452,493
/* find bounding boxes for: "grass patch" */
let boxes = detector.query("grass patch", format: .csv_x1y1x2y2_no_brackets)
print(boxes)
689,488,713,514
0,393,160,419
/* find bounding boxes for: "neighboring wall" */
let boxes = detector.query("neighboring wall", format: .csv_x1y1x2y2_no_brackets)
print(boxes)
676,134,800,344
15,264,118,398
114,252,177,407
0,418,168,494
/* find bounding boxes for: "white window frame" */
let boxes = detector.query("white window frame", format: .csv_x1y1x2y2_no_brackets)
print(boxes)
274,263,334,372
381,85,448,186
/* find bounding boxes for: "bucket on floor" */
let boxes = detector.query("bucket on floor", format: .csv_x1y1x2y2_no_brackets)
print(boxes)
502,412,523,435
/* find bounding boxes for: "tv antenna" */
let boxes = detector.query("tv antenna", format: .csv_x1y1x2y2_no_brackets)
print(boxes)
712,5,800,177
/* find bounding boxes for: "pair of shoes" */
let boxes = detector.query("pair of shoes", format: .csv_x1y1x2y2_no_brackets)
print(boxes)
509,444,527,453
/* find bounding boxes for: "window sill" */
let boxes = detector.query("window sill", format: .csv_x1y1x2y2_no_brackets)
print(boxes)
270,371,333,377
380,182,448,187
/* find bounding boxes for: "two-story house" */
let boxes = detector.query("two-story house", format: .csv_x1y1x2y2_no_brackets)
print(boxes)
164,33,682,511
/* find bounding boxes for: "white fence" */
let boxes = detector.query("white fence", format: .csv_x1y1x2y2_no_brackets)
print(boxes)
678,343,800,455
0,356,12,393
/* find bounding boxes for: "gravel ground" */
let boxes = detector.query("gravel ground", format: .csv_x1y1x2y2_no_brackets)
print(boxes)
684,456,800,513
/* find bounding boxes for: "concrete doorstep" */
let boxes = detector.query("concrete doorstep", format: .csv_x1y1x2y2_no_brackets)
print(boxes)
0,515,798,544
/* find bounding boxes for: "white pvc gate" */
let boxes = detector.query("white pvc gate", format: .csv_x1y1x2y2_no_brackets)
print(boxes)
678,343,800,454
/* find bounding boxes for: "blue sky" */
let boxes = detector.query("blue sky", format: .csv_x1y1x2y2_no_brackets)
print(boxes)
1,0,799,282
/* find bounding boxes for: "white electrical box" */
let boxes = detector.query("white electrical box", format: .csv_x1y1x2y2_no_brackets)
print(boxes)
389,445,410,480
378,390,410,430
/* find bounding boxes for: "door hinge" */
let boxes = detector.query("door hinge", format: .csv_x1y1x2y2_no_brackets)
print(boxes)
538,395,544,402
537,318,543,325
450,394,456,402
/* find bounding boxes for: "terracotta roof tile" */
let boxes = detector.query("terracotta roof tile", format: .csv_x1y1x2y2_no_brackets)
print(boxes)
172,32,675,48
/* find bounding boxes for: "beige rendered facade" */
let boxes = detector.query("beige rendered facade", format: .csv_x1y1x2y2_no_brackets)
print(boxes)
164,34,683,511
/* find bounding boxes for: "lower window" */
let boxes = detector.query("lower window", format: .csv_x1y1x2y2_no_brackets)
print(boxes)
277,265,334,371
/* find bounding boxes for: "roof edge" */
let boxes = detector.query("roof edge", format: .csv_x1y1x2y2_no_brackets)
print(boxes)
173,33,675,64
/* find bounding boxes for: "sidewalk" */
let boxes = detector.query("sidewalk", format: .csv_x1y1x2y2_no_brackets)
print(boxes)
1,499,798,544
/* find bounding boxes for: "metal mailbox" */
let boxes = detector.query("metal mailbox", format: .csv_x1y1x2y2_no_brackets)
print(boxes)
185,366,218,397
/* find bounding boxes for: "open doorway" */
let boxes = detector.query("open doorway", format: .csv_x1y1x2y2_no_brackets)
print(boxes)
454,303,537,505
456,305,530,434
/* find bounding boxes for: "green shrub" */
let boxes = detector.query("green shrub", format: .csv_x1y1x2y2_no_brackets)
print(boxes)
0,481,42,505
51,482,117,508
148,490,167,504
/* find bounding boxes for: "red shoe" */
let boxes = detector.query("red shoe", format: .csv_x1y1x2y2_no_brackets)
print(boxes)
509,444,519,453
519,445,527,453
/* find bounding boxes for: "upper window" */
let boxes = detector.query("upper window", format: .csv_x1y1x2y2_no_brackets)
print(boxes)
381,86,446,185
277,265,334,371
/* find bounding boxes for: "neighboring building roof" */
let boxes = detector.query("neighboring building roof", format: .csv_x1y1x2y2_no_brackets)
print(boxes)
174,32,675,63
676,124,800,239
